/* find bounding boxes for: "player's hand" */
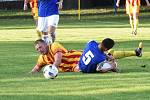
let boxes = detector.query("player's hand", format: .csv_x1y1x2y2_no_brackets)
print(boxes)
24,4,28,10
107,55,115,61
56,2,63,9
28,70,35,74
28,69,39,74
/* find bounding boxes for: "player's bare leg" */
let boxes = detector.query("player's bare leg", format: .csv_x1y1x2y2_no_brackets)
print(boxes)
35,20,42,39
132,12,139,35
129,15,134,34
42,32,50,45
48,25,56,43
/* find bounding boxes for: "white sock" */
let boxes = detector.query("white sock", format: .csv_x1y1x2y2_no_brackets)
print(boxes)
49,32,56,43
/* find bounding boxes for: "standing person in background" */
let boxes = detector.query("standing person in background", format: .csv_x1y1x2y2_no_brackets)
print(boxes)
37,0,63,44
24,0,42,39
114,0,118,15
116,0,140,35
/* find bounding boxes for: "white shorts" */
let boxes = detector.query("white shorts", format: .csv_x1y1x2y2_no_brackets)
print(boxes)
37,15,59,32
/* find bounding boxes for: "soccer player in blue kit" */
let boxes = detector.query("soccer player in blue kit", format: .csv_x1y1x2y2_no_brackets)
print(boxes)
37,0,63,44
77,38,115,73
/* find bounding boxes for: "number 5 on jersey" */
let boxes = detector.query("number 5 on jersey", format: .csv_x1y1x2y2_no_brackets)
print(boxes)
82,50,94,65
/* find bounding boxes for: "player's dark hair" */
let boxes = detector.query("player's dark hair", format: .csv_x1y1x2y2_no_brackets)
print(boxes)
102,38,115,50
34,39,46,45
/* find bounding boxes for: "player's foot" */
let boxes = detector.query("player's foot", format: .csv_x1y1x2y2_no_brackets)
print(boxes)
132,30,137,35
135,42,143,57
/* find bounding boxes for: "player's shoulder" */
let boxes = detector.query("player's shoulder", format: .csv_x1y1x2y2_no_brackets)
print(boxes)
38,54,44,60
87,40,98,45
50,42,65,49
87,40,97,43
51,42,61,46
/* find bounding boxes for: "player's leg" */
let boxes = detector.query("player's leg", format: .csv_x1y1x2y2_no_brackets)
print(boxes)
132,0,140,35
108,42,143,59
129,15,134,33
127,10,134,33
126,0,135,34
34,13,42,39
37,17,50,44
31,3,42,39
34,16,42,39
47,15,59,43
132,13,138,35
42,32,50,44
48,26,56,43
132,7,140,35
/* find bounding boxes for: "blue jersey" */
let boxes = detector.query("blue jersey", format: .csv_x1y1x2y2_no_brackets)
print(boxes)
78,41,106,73
38,0,59,17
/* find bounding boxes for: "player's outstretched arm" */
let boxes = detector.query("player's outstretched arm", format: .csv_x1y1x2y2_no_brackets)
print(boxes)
53,52,63,68
29,64,41,74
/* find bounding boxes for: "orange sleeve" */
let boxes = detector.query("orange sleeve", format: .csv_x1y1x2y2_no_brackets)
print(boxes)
36,42,67,66
37,55,47,66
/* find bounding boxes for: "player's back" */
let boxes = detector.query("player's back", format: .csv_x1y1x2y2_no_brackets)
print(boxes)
59,50,82,72
78,41,106,73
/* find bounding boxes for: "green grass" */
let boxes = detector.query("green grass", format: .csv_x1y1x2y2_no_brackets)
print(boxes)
0,8,150,100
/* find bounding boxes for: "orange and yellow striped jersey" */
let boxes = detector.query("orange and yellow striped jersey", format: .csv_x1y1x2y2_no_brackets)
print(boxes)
126,0,140,14
126,0,140,6
29,0,38,8
29,0,38,19
37,42,82,72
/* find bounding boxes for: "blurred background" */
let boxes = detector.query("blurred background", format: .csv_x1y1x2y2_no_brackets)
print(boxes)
0,0,148,10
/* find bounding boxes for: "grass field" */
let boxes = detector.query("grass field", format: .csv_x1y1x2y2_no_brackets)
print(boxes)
0,8,150,100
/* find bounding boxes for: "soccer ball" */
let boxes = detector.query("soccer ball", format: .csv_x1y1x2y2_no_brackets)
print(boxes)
43,64,58,79
96,61,112,71
96,61,118,72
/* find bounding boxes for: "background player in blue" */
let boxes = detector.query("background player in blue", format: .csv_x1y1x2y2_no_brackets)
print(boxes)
37,0,63,44
78,38,115,73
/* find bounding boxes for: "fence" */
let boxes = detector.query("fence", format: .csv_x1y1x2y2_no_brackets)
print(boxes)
0,0,148,10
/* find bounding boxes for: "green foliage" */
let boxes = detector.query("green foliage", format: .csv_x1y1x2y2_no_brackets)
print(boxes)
0,8,150,100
